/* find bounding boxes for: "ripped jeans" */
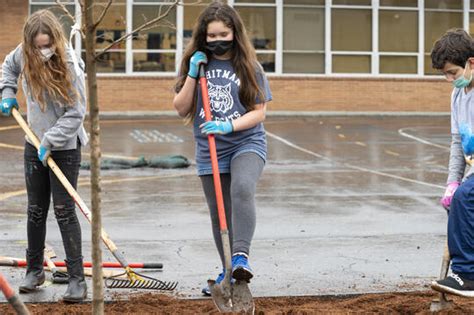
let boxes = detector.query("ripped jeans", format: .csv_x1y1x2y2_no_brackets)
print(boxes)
24,141,82,261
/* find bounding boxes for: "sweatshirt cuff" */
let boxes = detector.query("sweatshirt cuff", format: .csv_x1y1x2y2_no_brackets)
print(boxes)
40,137,52,150
1,88,16,100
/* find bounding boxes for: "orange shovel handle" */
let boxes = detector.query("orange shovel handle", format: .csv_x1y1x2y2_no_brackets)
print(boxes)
199,66,228,231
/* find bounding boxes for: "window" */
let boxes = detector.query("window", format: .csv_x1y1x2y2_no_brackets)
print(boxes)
132,3,177,73
283,2,324,74
424,1,463,74
469,1,474,40
379,7,418,74
235,5,276,72
332,8,372,73
30,1,75,38
234,0,275,3
380,0,417,6
380,56,417,74
89,3,127,73
333,0,371,5
183,1,213,50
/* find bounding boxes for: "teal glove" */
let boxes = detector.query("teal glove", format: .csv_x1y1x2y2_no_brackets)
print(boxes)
38,145,51,167
1,98,18,117
188,51,207,79
200,120,233,135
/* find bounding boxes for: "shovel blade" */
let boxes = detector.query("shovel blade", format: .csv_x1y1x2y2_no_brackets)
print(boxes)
232,280,255,314
430,299,454,312
430,294,453,312
209,279,233,313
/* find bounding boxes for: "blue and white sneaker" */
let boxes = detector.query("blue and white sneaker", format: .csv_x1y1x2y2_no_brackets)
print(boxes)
231,253,253,282
202,270,225,296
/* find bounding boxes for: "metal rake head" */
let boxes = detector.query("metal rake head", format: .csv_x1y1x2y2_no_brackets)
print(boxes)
104,271,178,291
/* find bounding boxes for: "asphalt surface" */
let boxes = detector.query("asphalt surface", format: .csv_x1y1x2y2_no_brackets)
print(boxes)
0,115,451,302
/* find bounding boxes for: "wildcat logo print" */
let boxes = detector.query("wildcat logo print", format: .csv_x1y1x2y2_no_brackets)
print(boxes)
208,82,234,114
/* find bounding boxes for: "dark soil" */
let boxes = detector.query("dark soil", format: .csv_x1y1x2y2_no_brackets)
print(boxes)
1,291,474,314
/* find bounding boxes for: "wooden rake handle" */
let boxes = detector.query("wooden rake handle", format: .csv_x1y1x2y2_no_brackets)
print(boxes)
11,108,129,269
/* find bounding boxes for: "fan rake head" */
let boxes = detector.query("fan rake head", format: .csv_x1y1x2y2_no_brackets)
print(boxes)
105,268,177,291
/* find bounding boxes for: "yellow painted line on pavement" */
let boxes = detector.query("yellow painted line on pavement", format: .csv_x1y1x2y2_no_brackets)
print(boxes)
0,121,195,202
0,125,21,131
355,141,367,147
0,172,195,202
0,189,28,201
338,134,345,139
385,150,400,157
0,143,23,150
0,141,139,160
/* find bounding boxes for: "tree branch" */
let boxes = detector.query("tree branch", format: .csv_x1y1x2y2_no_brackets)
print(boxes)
93,0,113,30
55,0,85,38
95,0,179,59
54,0,76,24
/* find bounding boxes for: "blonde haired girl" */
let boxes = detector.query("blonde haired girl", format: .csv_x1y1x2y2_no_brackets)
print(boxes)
1,9,88,302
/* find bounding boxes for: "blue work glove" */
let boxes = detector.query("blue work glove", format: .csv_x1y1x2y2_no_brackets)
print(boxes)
200,120,233,135
1,98,19,117
38,145,51,167
188,51,207,79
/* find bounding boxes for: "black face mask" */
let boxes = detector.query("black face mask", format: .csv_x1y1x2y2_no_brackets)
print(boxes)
206,40,233,56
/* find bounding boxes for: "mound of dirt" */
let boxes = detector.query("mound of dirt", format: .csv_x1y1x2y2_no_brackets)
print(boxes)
1,291,474,314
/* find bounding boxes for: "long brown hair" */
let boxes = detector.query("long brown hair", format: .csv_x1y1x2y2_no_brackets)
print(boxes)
22,10,75,111
175,1,265,121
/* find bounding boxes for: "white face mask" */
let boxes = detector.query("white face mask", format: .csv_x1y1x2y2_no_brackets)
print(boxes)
40,48,55,62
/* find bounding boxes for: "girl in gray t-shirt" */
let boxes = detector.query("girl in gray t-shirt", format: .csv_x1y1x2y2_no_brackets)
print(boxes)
173,2,272,296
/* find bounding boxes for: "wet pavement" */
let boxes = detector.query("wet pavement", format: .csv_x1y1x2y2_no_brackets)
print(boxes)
0,115,453,302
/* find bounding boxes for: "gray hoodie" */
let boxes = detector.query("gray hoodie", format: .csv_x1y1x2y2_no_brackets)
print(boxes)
448,88,474,184
0,44,88,151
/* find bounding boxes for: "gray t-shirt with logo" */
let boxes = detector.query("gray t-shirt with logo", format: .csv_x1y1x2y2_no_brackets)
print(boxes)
194,58,272,176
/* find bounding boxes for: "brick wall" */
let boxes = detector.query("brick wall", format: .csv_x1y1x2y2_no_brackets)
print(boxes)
96,76,452,113
0,0,28,104
0,0,27,59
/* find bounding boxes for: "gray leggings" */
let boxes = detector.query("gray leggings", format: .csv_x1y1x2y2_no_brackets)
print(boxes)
200,152,264,266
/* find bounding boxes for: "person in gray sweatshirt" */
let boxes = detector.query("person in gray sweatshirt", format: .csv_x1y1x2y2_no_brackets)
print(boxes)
430,29,474,298
0,10,88,302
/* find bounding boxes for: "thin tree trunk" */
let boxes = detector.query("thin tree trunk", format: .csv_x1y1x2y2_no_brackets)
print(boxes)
83,0,104,314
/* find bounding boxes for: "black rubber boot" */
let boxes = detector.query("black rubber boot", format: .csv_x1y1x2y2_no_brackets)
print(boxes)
54,200,86,302
19,249,45,293
63,257,87,303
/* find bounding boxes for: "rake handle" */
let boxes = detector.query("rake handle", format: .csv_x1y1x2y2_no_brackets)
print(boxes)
11,108,129,269
0,257,162,269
